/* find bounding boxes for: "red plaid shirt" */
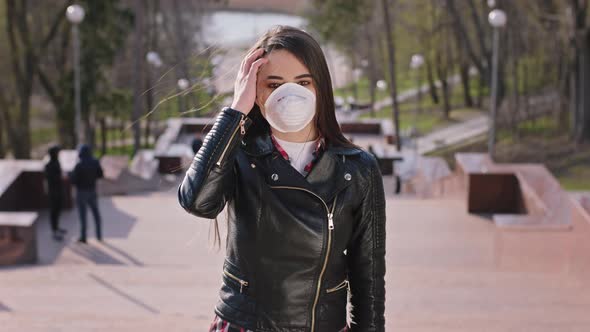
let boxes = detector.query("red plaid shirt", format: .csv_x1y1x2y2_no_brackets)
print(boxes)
270,133,325,176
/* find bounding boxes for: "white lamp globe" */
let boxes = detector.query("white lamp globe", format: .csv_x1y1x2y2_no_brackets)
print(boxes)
376,80,387,91
146,51,162,68
488,9,507,28
66,5,85,24
177,78,190,90
410,54,424,69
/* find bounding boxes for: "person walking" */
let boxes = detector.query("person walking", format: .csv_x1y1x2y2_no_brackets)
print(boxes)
44,145,67,241
178,26,386,331
69,144,104,244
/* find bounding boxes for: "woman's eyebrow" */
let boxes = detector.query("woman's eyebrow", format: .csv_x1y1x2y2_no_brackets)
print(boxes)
267,74,312,80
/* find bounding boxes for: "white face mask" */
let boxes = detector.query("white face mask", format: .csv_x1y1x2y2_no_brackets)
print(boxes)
262,82,316,133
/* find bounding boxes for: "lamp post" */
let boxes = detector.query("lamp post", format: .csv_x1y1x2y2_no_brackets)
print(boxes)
66,4,85,146
146,51,163,68
410,54,424,144
146,51,162,146
487,8,506,160
177,78,189,115
376,79,388,92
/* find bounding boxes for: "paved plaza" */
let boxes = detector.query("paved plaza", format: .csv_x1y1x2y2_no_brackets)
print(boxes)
1,176,590,331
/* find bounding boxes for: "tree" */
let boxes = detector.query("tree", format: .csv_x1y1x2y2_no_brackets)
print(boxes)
0,0,68,159
37,0,133,150
569,0,590,142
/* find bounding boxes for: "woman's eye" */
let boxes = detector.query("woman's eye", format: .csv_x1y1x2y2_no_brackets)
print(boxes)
268,81,310,89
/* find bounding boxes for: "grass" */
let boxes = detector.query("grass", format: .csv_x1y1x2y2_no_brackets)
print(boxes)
31,126,57,148
427,115,590,191
364,106,481,135
102,142,155,158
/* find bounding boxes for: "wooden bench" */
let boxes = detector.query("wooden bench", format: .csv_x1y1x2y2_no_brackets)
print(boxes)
0,212,38,266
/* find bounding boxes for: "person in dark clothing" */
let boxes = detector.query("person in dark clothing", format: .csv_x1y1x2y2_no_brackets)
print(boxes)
69,144,104,244
44,145,67,241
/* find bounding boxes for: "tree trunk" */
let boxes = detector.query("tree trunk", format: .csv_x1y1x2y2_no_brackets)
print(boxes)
365,24,377,117
381,0,401,150
476,69,485,108
425,57,439,104
0,110,5,158
577,33,590,142
99,117,107,157
435,53,451,119
571,0,590,143
459,62,473,107
132,0,145,155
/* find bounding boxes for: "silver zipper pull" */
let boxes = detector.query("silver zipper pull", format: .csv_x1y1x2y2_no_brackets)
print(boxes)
328,213,334,230
239,115,246,135
239,281,246,293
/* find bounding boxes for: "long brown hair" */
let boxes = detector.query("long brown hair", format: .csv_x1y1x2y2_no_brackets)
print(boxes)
242,25,358,149
210,25,359,248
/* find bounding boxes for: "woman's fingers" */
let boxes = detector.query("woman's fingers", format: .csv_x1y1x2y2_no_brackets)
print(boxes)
231,48,266,114
242,48,265,76
248,57,267,78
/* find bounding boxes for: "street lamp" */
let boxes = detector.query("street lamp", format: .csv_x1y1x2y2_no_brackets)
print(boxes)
177,78,190,114
66,4,85,145
487,9,506,160
145,51,163,145
177,78,189,90
146,51,162,68
410,54,425,141
410,54,424,114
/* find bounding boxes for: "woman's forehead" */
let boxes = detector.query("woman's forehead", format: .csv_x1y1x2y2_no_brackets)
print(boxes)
259,49,310,80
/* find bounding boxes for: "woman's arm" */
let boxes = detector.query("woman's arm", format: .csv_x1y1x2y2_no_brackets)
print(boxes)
177,107,252,219
347,154,386,331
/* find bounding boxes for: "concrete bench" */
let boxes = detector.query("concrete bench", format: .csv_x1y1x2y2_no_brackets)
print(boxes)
0,212,38,266
454,153,572,230
100,155,129,181
154,118,213,174
404,156,454,198
367,144,403,176
572,195,590,226
339,119,396,145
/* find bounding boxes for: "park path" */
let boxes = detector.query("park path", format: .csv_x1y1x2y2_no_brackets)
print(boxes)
2,175,590,331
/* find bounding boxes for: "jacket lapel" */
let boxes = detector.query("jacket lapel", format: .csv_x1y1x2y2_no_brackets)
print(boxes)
242,132,362,204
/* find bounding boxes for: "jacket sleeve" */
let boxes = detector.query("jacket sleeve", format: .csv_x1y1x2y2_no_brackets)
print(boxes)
347,154,386,332
177,107,252,219
97,161,104,179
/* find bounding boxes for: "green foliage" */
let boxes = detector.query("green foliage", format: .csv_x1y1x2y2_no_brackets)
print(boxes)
95,88,133,119
77,0,134,116
307,0,374,49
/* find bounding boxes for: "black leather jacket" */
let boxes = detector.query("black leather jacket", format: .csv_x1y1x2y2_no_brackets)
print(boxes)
178,107,386,331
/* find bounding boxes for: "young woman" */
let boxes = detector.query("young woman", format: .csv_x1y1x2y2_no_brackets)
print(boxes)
178,25,386,332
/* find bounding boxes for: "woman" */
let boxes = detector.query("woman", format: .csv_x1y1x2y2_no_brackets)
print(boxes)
178,25,386,332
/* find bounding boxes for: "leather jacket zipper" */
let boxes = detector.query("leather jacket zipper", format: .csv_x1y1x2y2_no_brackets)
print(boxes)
269,185,338,332
326,279,349,293
216,113,246,167
223,268,249,293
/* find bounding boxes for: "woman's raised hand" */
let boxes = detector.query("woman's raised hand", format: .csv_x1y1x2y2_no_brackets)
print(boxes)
230,48,268,115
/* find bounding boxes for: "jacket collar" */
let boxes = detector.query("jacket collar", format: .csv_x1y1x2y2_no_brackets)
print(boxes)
241,131,362,203
241,130,362,157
